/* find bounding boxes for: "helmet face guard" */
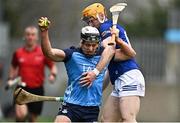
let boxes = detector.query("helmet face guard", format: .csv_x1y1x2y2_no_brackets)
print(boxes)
82,14,105,24
82,16,91,23
80,26,100,58
81,33,100,42
82,16,92,24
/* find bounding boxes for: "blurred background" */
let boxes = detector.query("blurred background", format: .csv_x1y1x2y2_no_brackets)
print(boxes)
0,0,180,122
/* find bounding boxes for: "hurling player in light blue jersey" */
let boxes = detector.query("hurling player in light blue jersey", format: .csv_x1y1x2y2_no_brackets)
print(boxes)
38,17,134,122
81,3,145,122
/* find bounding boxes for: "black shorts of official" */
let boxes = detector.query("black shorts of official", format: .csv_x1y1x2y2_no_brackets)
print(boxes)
57,102,100,122
15,86,44,115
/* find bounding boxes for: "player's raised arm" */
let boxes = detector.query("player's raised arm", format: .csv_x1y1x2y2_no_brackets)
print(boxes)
38,17,66,62
96,42,116,72
111,28,136,61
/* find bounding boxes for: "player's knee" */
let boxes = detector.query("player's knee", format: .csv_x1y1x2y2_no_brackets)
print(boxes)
101,114,111,122
16,113,27,121
54,115,71,123
16,109,27,120
15,104,28,119
121,112,136,122
16,112,27,122
101,115,105,122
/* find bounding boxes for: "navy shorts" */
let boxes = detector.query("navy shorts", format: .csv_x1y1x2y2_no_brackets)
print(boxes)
57,102,99,122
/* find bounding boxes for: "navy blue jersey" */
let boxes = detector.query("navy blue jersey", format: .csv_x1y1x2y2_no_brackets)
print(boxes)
99,20,139,84
62,46,107,106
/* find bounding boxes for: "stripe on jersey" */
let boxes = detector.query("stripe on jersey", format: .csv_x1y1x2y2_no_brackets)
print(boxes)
124,31,132,46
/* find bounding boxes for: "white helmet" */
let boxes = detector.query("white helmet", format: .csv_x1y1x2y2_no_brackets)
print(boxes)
81,26,100,42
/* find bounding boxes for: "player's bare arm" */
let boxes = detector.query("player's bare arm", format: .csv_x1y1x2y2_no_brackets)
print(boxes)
7,65,18,86
38,17,66,62
114,42,136,61
111,28,136,61
8,65,18,79
48,64,57,83
102,71,110,91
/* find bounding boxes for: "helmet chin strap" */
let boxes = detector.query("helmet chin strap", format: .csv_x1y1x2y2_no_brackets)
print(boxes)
96,14,106,23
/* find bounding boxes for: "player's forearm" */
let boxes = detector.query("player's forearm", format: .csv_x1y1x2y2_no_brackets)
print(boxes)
40,31,53,57
116,38,136,57
50,64,57,77
102,71,110,91
96,46,115,72
40,31,58,61
8,65,18,79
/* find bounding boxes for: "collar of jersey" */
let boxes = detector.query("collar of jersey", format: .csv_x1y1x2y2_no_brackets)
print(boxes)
23,45,38,52
79,47,100,58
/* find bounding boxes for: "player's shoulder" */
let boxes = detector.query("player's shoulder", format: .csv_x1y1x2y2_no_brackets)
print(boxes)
63,46,80,62
63,46,80,53
35,45,42,51
102,19,125,30
69,46,79,50
99,20,112,39
99,20,112,32
96,46,104,56
100,19,125,37
37,45,45,54
14,47,25,54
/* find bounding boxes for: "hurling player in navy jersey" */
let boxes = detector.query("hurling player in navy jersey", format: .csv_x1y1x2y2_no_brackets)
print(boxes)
81,3,145,122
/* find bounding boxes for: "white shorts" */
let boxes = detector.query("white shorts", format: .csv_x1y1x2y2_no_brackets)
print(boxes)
111,69,145,97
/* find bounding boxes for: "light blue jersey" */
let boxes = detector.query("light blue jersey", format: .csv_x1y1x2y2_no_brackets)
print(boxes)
62,46,107,106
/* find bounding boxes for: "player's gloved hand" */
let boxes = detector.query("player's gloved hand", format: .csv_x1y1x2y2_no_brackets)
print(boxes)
38,17,51,31
79,71,97,88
